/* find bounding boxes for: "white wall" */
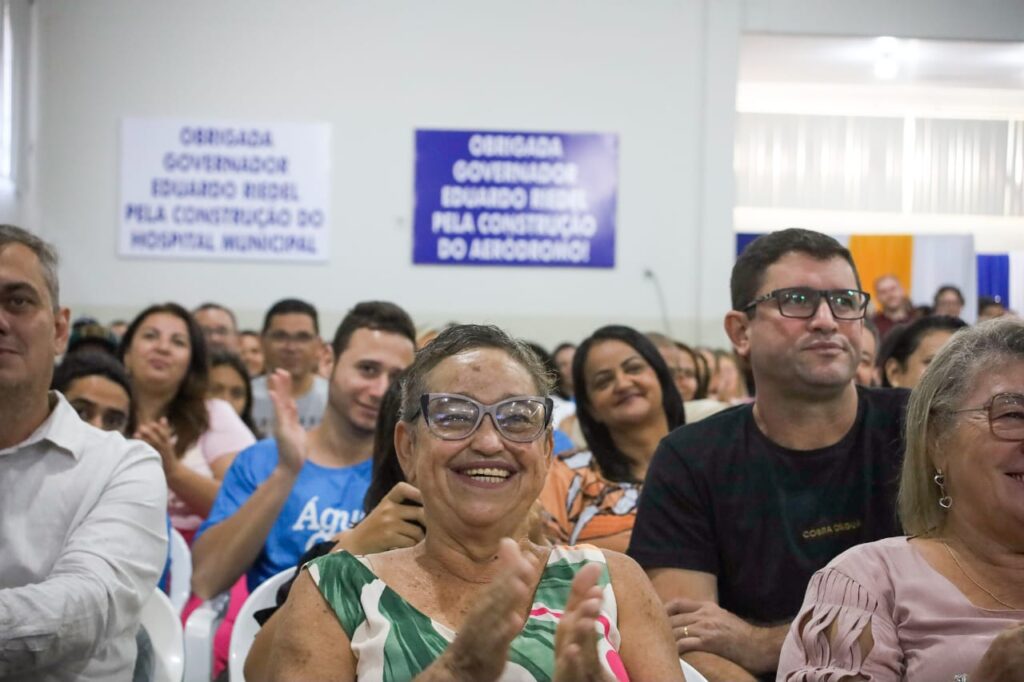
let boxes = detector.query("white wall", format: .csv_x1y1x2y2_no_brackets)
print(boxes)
32,0,723,345
18,0,1024,346
0,0,37,228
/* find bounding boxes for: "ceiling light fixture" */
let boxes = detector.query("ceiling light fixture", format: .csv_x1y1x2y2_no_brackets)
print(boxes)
873,36,902,80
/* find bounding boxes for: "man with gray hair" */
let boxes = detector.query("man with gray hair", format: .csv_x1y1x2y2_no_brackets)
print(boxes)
0,225,168,681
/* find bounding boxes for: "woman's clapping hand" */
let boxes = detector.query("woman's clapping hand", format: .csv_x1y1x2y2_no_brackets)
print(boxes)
973,624,1024,682
554,562,615,682
135,417,178,476
430,538,540,682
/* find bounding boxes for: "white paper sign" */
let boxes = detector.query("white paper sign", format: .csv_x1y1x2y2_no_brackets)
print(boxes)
119,118,331,261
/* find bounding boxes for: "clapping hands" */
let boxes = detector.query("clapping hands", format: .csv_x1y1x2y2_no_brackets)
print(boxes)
135,417,178,476
435,539,613,682
267,369,308,475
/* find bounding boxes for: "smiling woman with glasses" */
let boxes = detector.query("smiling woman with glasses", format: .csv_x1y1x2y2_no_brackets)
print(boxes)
779,317,1024,682
248,324,684,682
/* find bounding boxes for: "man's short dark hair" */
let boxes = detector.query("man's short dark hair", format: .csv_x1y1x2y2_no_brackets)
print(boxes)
978,296,1005,315
261,298,319,335
194,302,238,328
51,352,136,434
331,301,416,358
52,351,132,399
0,224,60,308
933,285,965,307
730,228,861,313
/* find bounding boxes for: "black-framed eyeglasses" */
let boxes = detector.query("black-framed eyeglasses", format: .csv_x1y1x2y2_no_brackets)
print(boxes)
949,392,1024,442
412,393,553,443
742,287,871,320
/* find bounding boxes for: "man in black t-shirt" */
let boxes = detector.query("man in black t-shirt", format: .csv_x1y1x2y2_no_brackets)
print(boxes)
628,229,909,682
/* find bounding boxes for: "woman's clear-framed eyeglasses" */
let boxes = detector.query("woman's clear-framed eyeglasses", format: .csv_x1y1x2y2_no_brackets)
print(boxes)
949,392,1024,442
414,393,553,443
742,287,871,320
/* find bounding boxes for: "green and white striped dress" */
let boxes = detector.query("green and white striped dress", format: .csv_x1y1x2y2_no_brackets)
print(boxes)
307,545,629,682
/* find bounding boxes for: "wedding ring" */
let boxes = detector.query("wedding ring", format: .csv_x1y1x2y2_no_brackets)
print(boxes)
683,625,690,638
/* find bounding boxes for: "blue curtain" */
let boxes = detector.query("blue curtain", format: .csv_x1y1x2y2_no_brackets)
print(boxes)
976,254,1010,307
736,233,760,257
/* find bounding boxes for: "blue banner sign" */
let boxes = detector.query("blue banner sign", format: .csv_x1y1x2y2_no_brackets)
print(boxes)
413,129,618,267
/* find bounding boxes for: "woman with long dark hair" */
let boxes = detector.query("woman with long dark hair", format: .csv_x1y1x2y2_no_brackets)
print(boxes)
120,303,255,542
540,324,685,552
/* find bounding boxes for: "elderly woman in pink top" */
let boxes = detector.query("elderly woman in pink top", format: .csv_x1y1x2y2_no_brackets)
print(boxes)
778,317,1024,682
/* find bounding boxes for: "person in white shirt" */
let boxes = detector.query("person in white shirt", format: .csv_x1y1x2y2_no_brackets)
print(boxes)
0,224,168,681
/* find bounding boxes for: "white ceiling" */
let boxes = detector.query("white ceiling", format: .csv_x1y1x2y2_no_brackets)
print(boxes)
739,34,1024,90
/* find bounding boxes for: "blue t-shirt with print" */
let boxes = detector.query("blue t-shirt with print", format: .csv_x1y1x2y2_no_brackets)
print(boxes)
196,438,372,591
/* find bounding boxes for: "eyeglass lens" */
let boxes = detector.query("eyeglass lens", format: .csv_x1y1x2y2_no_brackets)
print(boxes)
425,395,548,442
990,393,1024,440
777,288,867,320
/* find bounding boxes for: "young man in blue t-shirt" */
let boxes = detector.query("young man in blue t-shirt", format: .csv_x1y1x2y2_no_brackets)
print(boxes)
191,301,418,597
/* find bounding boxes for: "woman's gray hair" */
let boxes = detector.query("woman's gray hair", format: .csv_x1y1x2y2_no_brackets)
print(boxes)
899,317,1024,535
0,224,60,308
399,324,552,423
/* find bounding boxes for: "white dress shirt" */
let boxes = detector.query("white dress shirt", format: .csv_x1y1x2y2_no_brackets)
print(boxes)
0,393,168,681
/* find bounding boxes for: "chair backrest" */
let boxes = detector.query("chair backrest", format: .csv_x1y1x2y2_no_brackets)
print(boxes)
228,568,294,682
681,658,710,682
140,588,185,682
182,592,230,682
168,528,191,614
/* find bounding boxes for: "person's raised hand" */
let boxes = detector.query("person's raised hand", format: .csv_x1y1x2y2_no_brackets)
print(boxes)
333,482,425,553
136,417,178,476
973,624,1024,682
434,538,540,682
553,562,614,682
268,369,308,475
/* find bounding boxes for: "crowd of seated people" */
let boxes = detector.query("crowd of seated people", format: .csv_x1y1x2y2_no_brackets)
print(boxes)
4,220,1024,682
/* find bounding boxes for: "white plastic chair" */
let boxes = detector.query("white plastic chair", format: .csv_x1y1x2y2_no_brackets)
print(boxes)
681,658,710,682
183,592,229,682
228,568,294,682
167,528,191,615
139,588,185,682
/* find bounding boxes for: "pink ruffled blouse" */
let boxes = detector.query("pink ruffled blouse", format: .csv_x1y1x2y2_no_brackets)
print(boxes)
778,536,1024,682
